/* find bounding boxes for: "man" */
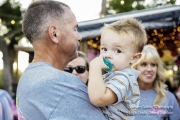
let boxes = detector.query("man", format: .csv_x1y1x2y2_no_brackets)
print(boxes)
16,1,106,120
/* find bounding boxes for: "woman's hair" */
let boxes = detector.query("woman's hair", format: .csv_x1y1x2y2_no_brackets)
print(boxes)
132,45,167,106
101,18,147,52
22,1,70,43
78,51,89,85
78,51,89,71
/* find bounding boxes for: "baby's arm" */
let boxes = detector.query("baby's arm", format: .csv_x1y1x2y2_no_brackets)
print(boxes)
88,56,117,107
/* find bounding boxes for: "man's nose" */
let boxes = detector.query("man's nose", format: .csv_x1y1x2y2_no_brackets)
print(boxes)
78,32,82,42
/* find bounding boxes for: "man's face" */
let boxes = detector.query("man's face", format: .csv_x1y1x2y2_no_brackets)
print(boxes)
57,8,82,61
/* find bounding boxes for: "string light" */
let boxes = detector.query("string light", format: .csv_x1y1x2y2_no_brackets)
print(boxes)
87,26,180,51
11,20,15,24
120,0,124,5
100,14,105,18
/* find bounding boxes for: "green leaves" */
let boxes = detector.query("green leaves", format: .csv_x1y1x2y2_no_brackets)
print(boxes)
106,0,176,15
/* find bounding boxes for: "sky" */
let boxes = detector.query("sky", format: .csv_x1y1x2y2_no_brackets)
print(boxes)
14,0,180,22
15,0,102,22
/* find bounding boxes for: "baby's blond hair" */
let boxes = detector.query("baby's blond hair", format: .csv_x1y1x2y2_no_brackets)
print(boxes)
101,18,147,52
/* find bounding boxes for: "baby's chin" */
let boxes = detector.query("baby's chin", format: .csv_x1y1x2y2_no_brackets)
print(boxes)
109,68,116,72
113,68,124,72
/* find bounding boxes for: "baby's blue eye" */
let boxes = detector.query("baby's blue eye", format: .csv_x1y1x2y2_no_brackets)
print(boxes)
115,50,121,53
101,47,107,51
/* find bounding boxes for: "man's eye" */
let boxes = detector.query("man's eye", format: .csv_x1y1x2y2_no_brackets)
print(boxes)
74,27,78,31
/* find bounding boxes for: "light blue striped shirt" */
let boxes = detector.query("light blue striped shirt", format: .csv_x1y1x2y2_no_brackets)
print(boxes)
101,68,140,120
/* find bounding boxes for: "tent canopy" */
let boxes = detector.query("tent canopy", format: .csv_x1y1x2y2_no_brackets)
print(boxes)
78,5,180,40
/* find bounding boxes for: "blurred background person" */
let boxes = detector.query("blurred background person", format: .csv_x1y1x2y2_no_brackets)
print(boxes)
133,45,180,120
0,89,14,120
65,51,89,85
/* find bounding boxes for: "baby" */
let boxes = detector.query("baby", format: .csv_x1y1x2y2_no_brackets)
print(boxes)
88,18,147,120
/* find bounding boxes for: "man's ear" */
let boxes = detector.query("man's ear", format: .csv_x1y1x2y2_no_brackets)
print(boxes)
48,26,58,44
130,53,142,64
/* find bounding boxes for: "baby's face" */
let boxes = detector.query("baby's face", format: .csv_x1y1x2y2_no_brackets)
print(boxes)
100,30,136,71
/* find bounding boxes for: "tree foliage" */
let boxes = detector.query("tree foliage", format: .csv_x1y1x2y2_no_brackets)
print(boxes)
0,0,23,95
106,0,176,15
0,0,23,45
145,0,176,8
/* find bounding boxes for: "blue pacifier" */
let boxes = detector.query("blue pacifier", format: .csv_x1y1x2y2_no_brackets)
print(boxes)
103,58,113,72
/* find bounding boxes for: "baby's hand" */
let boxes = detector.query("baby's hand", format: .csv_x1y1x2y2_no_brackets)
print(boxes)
90,55,108,69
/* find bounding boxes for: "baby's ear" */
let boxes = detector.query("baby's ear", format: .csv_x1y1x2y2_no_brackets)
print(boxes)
131,53,142,64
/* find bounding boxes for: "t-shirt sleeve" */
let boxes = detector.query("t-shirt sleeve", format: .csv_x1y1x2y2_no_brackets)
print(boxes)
167,91,180,120
105,72,129,104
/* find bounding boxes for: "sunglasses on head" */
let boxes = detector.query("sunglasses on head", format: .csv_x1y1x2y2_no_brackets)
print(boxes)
64,66,87,74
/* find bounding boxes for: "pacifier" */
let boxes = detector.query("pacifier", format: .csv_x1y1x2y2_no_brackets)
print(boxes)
103,58,113,72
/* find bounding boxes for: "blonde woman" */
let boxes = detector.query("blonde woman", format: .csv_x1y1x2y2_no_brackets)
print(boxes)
133,45,180,120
